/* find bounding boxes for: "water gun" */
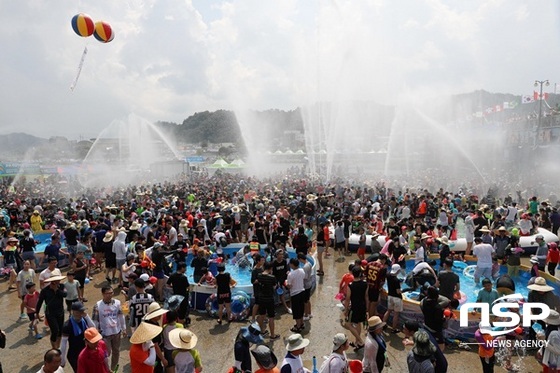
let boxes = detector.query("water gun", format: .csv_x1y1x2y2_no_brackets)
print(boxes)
112,364,119,373
312,356,319,373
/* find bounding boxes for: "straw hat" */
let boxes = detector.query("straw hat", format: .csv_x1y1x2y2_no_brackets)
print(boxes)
286,333,310,351
412,330,436,357
130,322,162,344
44,274,66,283
232,205,240,213
251,345,278,369
420,233,431,240
527,277,554,292
129,221,141,231
479,226,491,233
179,219,188,228
498,226,507,232
367,316,386,330
169,329,198,350
143,302,169,320
102,232,114,242
7,237,18,243
438,236,449,245
306,194,318,201
206,201,215,208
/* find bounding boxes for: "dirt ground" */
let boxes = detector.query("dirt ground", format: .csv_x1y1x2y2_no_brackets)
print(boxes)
0,255,545,373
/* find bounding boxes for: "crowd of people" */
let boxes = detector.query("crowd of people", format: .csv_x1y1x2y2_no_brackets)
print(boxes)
1,172,560,372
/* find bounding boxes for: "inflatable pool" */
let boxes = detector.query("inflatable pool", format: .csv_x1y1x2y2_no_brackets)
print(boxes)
185,244,317,311
347,227,558,254
381,258,560,340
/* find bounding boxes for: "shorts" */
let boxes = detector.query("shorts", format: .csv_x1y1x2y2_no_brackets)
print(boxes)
335,241,345,249
67,245,77,255
218,292,231,304
317,245,325,253
357,248,366,257
368,286,380,302
258,301,276,318
66,299,79,312
240,223,249,232
349,307,367,324
27,312,36,322
75,276,86,289
290,292,305,320
22,251,36,262
304,288,311,303
387,296,403,312
153,270,165,279
163,348,175,367
116,259,126,269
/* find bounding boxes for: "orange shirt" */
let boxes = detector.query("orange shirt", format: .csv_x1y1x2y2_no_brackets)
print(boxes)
130,344,153,373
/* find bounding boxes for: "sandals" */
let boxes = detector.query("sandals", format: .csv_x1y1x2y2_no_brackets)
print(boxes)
217,319,222,325
269,334,280,340
349,342,357,348
290,325,304,333
317,270,325,276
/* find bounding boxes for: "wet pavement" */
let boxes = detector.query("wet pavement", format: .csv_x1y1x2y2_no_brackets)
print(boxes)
0,255,545,372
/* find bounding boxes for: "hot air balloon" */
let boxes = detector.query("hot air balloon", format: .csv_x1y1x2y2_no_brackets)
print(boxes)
93,21,115,43
71,13,95,37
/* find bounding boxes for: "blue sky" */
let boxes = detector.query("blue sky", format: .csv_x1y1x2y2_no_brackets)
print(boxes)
1,0,559,139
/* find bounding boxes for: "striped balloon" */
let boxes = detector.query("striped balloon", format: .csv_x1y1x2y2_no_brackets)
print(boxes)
93,21,115,43
71,13,95,37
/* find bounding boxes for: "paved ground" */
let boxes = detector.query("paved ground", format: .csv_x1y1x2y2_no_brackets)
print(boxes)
0,254,545,372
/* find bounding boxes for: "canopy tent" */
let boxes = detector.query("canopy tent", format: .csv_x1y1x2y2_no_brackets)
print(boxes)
207,158,230,168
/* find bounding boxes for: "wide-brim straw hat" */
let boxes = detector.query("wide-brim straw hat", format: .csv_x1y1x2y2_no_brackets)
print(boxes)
130,322,162,344
420,233,431,240
103,232,114,242
129,222,141,231
179,219,188,227
169,328,198,349
143,302,169,320
44,275,66,283
232,206,240,213
527,277,554,292
306,194,318,201
437,236,449,245
479,226,491,233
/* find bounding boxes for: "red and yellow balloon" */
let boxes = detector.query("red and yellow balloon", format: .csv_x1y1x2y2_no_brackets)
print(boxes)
71,13,95,37
93,21,115,43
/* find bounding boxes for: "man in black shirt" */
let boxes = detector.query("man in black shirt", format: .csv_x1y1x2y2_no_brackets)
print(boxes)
60,301,94,371
190,249,207,284
257,262,279,339
167,262,191,324
272,250,291,313
36,274,67,349
437,259,460,301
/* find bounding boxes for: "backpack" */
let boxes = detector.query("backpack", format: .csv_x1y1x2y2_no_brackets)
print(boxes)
319,353,347,373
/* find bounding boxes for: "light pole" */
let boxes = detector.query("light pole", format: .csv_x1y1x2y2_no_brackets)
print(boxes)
534,79,549,129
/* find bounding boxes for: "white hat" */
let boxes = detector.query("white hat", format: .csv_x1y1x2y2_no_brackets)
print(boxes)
286,333,310,351
169,329,198,349
438,236,449,245
44,275,66,283
143,302,169,320
420,233,431,240
332,333,348,351
390,264,401,275
545,310,560,326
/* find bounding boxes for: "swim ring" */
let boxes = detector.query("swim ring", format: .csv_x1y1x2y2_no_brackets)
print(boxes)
453,261,467,270
453,291,467,305
230,290,251,321
463,265,476,279
205,293,219,317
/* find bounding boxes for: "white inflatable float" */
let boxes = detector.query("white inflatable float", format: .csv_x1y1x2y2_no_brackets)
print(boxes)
347,227,558,254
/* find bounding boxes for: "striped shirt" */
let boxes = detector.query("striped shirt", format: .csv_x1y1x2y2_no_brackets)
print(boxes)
129,292,154,328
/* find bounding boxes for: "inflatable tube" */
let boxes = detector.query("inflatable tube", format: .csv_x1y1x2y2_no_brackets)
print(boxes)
453,291,467,305
403,291,421,301
230,290,251,321
453,261,467,270
205,293,219,317
463,265,476,279
166,295,185,311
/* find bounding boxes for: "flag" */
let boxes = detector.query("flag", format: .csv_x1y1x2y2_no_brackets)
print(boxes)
534,91,549,100
522,95,535,104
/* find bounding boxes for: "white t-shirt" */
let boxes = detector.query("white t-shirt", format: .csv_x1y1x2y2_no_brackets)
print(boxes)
287,268,305,296
17,269,36,294
414,247,425,264
412,261,432,275
39,268,62,288
473,243,494,268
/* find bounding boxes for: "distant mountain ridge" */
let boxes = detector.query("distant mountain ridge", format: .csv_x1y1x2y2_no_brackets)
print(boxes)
3,90,558,158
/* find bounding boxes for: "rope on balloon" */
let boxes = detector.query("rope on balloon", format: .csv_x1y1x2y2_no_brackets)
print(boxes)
70,46,88,91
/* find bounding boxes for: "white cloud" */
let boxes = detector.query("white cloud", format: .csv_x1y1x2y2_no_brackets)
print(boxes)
0,0,559,139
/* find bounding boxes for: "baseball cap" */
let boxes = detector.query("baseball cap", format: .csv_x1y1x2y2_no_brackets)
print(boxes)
71,302,86,312
84,327,102,343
